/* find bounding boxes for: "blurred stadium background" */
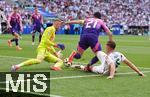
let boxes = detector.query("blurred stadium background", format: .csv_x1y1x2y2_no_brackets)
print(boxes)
0,0,149,35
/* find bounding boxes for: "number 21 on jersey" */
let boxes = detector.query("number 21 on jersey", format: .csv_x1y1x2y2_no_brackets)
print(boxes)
85,19,98,28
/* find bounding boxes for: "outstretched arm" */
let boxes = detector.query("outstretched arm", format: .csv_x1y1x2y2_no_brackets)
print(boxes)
65,20,84,25
105,56,116,79
123,59,144,76
106,30,113,42
101,21,113,41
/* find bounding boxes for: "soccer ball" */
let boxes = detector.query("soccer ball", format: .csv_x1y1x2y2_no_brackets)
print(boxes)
64,58,69,63
64,58,72,67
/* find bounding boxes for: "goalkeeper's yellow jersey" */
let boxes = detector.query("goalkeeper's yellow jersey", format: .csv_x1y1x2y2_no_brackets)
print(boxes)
38,26,56,53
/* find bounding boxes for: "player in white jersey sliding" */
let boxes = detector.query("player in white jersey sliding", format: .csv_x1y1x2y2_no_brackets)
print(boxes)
70,41,145,79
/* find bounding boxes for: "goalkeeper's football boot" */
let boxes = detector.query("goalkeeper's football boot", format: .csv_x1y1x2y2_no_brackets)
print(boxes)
11,65,20,72
50,66,62,71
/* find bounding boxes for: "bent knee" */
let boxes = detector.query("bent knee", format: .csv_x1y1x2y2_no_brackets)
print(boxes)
36,59,42,63
55,59,63,64
96,51,106,56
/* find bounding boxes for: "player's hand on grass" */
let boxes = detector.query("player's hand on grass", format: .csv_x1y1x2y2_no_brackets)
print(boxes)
56,44,65,50
107,76,114,79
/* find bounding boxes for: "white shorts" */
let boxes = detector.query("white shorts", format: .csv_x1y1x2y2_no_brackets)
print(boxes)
91,54,114,75
91,64,109,74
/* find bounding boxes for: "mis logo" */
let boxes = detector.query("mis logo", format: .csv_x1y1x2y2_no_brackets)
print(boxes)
0,72,50,97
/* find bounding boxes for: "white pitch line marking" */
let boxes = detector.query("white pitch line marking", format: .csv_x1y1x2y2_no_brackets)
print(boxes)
0,71,150,84
0,55,150,70
0,71,149,97
0,55,29,60
50,74,99,80
50,70,150,80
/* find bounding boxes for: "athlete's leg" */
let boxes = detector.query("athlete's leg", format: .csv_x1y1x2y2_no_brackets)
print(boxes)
89,36,105,65
68,45,84,61
87,56,99,66
32,30,36,45
91,65,104,74
67,35,89,64
11,48,45,71
8,38,14,47
44,52,63,71
70,64,104,74
39,32,42,43
96,51,107,64
13,32,22,50
38,27,43,43
8,29,22,50
8,29,15,47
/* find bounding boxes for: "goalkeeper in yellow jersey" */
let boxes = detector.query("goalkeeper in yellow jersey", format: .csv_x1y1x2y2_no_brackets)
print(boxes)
11,19,65,71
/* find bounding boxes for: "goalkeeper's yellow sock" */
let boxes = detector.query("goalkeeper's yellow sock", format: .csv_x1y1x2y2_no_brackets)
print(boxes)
17,59,41,67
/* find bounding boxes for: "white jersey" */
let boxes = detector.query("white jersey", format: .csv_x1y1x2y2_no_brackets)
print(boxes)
108,52,126,68
0,10,7,23
92,51,126,74
0,10,7,34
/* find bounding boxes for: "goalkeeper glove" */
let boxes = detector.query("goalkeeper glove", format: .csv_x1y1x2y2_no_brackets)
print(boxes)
55,44,65,50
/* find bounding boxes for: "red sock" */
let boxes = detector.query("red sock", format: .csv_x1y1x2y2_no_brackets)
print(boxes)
68,51,77,62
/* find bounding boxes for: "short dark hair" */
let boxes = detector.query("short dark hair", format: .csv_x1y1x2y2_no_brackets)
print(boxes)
33,5,37,8
43,2,46,5
54,18,63,22
0,7,3,11
94,12,101,19
106,41,116,49
13,7,17,10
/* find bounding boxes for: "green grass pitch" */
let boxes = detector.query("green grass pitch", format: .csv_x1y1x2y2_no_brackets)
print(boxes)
0,34,150,97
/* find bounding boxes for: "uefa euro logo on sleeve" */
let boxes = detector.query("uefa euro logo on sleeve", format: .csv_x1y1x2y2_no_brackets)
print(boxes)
0,72,50,97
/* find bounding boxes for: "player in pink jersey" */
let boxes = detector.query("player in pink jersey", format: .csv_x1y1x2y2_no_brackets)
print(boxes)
7,7,23,50
64,12,113,67
31,6,43,45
